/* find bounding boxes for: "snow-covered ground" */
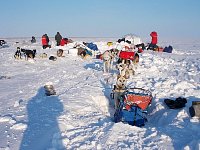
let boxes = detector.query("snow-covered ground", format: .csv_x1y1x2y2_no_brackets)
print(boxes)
0,37,200,150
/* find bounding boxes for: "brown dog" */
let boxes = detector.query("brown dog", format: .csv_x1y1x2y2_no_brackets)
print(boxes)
133,53,139,64
57,49,64,57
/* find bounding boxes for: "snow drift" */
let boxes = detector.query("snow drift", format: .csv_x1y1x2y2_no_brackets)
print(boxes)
0,37,199,150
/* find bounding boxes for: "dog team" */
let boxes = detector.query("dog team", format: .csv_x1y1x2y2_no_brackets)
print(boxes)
13,32,147,111
14,47,64,61
101,43,141,109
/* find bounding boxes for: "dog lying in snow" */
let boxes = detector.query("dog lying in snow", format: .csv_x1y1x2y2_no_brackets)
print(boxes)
57,49,64,57
77,47,87,58
112,75,127,109
39,53,48,58
73,44,92,59
49,56,57,61
102,48,119,73
0,40,6,47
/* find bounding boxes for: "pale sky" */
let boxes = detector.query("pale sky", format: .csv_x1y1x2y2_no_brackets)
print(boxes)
1,0,199,40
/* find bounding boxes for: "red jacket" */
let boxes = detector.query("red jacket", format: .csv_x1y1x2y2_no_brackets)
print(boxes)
42,35,47,45
150,31,158,45
60,38,68,46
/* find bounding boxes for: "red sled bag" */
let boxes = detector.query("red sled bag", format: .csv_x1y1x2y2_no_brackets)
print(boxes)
119,51,135,60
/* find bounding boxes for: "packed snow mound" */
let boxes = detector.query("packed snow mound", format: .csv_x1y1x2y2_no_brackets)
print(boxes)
123,33,142,45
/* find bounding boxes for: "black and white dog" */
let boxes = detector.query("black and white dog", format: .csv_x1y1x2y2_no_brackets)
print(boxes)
49,56,57,61
116,53,140,79
21,48,36,60
14,47,36,60
14,47,22,59
0,40,6,46
0,40,7,48
116,59,137,79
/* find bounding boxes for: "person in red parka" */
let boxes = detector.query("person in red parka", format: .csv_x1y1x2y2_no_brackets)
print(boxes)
147,31,159,51
150,31,157,45
42,34,51,49
60,38,68,46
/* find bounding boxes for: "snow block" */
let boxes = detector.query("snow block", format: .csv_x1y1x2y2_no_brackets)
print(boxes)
68,48,78,56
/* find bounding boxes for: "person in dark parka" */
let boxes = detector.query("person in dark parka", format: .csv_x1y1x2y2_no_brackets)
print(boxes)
55,32,62,46
31,36,36,43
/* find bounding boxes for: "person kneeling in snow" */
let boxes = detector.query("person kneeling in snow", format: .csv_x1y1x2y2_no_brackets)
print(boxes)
60,38,68,46
42,34,51,49
147,31,159,51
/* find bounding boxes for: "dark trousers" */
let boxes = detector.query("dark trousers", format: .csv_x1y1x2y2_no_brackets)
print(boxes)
43,45,51,49
147,43,158,51
56,41,61,46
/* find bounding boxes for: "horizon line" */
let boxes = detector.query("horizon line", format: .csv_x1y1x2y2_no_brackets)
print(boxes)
1,36,120,39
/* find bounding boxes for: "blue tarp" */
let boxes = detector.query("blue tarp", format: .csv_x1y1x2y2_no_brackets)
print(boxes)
86,43,98,51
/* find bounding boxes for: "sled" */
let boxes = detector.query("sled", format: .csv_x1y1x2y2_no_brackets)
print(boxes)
119,51,136,61
114,87,152,127
147,44,173,53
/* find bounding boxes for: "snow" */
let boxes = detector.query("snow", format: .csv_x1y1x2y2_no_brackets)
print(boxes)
0,37,200,150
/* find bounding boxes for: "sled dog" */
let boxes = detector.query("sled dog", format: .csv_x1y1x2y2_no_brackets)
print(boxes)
14,47,22,59
57,49,64,57
21,48,36,60
117,59,136,79
102,49,119,73
112,75,127,109
49,56,57,61
39,53,48,58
